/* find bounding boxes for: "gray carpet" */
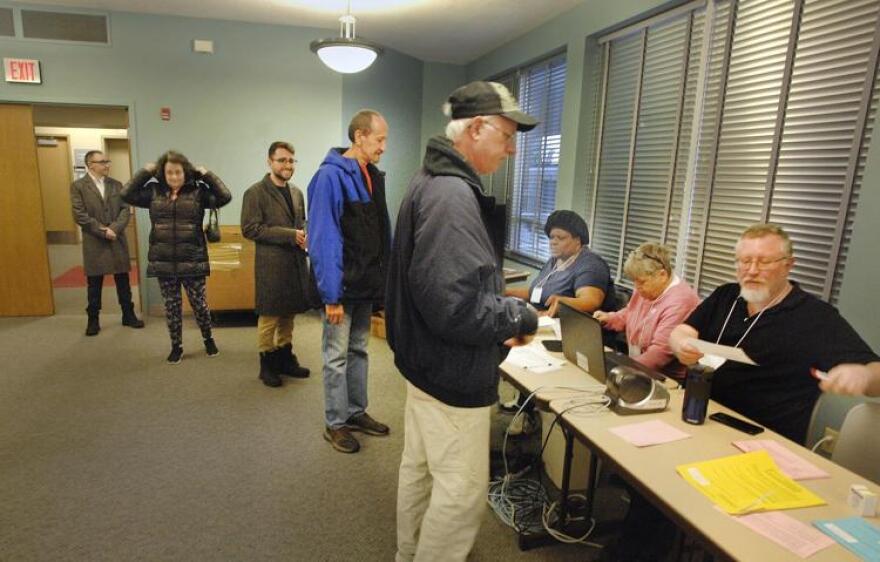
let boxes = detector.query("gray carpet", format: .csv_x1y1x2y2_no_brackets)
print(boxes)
0,310,598,561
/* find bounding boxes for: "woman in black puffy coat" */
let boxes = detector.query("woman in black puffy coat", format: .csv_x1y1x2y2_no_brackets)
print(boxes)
122,150,232,364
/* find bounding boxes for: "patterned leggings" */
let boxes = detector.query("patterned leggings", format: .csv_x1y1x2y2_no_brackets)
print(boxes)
157,276,213,347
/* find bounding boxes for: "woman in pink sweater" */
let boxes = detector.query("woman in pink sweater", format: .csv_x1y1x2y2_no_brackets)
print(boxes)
594,243,699,380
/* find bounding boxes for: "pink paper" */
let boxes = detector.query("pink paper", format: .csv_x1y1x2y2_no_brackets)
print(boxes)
732,511,836,558
609,420,691,447
732,440,830,480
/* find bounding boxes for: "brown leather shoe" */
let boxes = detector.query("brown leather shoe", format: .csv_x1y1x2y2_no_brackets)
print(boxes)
345,412,390,436
323,426,360,453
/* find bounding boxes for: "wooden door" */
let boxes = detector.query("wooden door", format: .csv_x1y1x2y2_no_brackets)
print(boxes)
0,104,54,316
103,137,138,259
36,135,76,235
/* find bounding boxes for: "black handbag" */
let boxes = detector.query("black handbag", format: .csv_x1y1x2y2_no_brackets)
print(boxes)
205,208,221,242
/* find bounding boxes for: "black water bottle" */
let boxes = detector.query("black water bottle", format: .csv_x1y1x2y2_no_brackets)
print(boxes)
682,365,714,425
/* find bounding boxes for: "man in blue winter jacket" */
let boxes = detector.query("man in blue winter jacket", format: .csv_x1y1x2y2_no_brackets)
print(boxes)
386,82,540,561
307,109,392,454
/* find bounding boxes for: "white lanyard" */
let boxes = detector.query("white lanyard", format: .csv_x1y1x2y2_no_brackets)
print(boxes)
531,250,582,305
534,250,581,290
715,286,790,348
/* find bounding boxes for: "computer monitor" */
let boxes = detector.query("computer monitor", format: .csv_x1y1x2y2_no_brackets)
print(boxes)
558,303,667,385
559,303,608,384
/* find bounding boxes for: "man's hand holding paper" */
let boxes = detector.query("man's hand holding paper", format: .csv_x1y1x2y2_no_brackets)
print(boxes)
686,338,757,370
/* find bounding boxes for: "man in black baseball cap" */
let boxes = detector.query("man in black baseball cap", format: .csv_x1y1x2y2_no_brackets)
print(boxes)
446,80,539,132
386,82,539,561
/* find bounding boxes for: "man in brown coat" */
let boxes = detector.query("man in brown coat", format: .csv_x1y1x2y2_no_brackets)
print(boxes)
70,150,144,336
241,141,312,387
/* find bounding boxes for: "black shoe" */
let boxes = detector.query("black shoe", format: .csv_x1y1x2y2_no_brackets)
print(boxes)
259,351,282,388
204,338,219,357
85,314,100,336
345,412,390,436
323,426,360,453
121,304,145,328
167,345,183,364
277,343,310,378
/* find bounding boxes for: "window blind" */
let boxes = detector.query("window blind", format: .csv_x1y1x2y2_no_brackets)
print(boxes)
589,0,880,303
505,54,567,263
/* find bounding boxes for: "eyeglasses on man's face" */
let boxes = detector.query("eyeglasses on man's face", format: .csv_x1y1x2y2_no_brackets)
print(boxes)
272,157,298,165
734,256,791,271
89,160,111,165
482,120,516,145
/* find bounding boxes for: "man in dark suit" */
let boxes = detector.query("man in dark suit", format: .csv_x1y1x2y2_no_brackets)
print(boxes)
241,141,312,388
70,150,144,335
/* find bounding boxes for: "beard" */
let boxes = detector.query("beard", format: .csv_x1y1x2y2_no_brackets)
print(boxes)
740,285,770,304
271,170,291,183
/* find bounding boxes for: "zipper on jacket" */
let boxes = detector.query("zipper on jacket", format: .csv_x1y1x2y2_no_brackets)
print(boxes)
172,195,178,276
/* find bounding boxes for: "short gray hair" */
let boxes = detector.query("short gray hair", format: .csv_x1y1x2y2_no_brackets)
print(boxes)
623,242,673,280
445,116,473,142
740,223,793,256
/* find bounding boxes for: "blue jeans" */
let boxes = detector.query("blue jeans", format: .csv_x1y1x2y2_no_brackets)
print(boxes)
321,303,372,429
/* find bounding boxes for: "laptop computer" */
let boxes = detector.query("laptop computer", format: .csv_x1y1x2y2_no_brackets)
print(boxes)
558,303,666,384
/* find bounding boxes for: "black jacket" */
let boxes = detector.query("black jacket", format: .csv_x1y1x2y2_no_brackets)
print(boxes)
122,169,232,278
385,136,538,408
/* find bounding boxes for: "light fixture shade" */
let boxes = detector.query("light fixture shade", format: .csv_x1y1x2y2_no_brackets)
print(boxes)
311,12,383,74
311,39,381,74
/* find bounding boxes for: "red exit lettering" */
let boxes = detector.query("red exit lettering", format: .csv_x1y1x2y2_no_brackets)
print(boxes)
5,59,41,83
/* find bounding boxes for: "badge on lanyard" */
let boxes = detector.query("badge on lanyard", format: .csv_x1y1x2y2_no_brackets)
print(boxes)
530,287,543,305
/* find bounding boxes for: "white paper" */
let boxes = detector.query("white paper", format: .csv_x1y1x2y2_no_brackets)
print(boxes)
538,316,562,339
688,338,757,366
699,354,727,370
504,345,565,373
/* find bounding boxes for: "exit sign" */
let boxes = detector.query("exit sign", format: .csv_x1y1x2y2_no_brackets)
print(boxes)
4,58,42,84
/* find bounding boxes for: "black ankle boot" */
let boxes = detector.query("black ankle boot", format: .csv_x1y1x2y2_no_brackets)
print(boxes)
167,345,183,364
121,304,145,328
277,343,310,378
204,338,219,357
259,351,282,388
86,313,100,336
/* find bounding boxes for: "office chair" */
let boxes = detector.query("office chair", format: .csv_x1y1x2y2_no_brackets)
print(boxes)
805,392,863,451
831,401,880,484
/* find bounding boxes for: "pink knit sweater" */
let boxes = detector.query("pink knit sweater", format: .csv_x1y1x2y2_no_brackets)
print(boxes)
603,277,700,378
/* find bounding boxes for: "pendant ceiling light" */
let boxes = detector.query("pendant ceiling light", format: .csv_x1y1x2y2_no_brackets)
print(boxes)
310,2,383,74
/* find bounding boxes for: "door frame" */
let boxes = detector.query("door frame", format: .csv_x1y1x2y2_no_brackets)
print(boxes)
101,134,140,282
0,96,145,315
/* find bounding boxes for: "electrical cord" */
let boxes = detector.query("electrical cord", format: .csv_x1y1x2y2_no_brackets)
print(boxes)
488,386,610,544
811,436,832,453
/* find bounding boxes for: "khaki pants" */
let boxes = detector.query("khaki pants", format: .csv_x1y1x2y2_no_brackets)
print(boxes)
396,382,490,562
257,315,294,352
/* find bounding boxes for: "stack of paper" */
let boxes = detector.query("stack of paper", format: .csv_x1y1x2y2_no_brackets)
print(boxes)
504,345,565,373
732,440,829,480
813,518,880,561
731,511,835,558
676,450,826,514
610,420,691,447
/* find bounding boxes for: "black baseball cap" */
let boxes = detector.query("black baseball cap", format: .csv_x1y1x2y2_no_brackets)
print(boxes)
447,81,539,132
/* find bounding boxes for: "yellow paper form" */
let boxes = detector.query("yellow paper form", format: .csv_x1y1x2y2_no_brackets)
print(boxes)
676,450,825,514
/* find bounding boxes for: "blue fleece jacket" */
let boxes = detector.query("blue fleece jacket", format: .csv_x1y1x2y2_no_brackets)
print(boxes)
307,148,388,305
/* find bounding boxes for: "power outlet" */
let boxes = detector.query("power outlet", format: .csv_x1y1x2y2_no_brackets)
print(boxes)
820,427,839,454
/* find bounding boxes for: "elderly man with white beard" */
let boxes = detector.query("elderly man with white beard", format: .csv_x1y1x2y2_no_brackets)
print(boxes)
669,223,880,443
